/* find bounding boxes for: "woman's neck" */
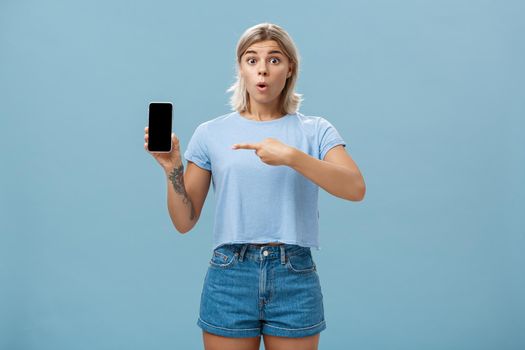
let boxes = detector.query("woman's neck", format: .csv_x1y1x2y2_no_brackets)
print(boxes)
241,111,286,121
243,101,285,121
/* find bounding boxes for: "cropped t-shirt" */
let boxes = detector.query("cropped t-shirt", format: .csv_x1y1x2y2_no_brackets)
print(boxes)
183,111,346,251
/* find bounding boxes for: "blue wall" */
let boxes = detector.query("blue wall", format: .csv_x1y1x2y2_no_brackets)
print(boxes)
1,0,523,349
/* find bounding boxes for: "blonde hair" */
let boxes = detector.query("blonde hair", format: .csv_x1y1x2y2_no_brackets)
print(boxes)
226,23,303,115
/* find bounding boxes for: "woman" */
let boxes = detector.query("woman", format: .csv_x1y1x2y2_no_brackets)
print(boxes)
144,22,365,350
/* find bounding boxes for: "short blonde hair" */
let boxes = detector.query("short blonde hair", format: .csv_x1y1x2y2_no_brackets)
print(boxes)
226,23,303,115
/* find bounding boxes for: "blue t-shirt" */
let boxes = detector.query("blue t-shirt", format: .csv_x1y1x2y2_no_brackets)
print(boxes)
183,111,346,251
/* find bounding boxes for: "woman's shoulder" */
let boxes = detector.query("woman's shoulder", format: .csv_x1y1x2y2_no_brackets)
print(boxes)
295,111,333,128
198,111,237,128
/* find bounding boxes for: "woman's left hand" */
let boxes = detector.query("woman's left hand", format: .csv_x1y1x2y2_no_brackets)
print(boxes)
232,138,296,166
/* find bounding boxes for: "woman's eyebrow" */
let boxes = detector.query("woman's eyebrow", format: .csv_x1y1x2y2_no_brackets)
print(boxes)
244,50,284,55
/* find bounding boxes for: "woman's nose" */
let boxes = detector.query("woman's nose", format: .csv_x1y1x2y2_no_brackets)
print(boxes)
258,64,268,75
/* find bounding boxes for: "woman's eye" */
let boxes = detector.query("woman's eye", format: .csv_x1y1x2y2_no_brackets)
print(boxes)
246,57,280,64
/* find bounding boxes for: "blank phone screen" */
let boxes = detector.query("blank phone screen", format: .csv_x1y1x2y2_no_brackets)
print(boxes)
148,102,173,152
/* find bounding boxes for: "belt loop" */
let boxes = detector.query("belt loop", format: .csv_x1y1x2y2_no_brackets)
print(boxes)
280,245,286,265
239,244,248,262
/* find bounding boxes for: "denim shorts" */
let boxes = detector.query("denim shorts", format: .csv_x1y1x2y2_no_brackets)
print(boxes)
197,243,326,338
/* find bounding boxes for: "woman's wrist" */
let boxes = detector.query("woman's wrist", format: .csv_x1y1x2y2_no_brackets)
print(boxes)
164,161,183,176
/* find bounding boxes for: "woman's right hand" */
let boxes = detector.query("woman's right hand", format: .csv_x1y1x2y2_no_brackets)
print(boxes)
144,126,183,172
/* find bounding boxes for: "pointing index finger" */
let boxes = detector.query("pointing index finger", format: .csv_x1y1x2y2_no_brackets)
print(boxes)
232,143,258,150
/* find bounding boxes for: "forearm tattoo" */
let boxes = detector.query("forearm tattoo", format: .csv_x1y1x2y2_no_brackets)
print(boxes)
168,164,196,221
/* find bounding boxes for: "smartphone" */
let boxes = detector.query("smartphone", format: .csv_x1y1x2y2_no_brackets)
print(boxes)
147,102,173,153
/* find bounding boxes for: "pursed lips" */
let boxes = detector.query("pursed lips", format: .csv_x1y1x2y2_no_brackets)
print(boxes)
256,81,268,92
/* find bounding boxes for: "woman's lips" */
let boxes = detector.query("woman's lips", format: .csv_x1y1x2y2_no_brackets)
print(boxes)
256,83,268,93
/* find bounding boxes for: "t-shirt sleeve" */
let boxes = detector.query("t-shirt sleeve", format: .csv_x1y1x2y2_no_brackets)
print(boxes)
183,123,211,171
318,117,347,160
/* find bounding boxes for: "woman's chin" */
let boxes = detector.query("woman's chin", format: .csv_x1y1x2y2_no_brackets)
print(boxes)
251,95,279,105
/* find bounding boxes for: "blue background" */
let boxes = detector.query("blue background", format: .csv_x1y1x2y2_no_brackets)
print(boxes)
1,0,524,349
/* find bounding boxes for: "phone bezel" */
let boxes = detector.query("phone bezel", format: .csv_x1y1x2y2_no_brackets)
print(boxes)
148,101,173,153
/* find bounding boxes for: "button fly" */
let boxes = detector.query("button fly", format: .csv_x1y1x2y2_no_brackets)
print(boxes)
263,250,269,257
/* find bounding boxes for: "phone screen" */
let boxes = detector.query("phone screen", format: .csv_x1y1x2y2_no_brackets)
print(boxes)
148,102,173,152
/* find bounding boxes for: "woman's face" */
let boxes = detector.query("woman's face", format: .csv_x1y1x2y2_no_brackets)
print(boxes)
239,40,293,108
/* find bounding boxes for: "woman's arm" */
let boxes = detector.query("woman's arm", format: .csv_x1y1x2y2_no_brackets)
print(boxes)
232,139,365,201
165,161,211,233
288,145,366,201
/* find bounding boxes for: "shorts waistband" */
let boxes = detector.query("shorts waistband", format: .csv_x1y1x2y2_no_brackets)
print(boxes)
250,243,284,246
217,243,310,265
